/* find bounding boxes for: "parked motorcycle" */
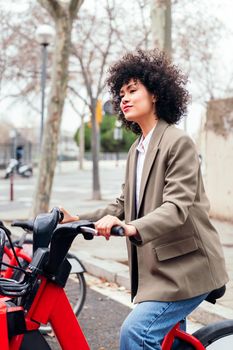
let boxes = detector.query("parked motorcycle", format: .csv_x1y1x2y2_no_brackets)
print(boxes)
4,159,33,179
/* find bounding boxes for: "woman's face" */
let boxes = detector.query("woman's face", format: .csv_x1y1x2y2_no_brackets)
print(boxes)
119,79,155,124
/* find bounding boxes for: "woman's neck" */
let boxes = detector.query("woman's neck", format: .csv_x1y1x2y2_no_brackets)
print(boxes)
140,117,158,138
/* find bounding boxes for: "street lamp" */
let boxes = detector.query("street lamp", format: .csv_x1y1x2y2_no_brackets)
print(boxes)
113,120,123,167
36,24,54,147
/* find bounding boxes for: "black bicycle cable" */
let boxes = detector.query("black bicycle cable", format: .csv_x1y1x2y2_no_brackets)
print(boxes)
0,224,23,268
0,261,30,277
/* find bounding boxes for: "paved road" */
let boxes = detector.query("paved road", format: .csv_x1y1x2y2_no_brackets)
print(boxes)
0,160,125,217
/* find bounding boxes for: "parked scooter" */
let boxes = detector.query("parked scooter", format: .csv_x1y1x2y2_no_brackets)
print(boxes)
4,159,33,179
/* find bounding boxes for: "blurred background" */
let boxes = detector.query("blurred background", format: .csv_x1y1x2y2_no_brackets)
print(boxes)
0,0,233,219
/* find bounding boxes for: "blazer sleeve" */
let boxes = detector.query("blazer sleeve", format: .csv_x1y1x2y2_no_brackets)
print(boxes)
78,184,125,222
129,135,200,246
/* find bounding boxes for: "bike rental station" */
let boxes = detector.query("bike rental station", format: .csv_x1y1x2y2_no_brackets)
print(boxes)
0,208,233,349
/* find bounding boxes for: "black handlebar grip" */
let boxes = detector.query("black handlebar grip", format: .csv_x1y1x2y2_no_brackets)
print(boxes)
58,211,64,223
110,226,125,236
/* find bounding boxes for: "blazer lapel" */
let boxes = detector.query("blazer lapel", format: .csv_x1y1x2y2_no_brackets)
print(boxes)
137,119,170,215
128,140,139,220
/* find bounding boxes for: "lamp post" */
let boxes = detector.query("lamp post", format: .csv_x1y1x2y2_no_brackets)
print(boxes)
114,120,123,167
36,24,54,147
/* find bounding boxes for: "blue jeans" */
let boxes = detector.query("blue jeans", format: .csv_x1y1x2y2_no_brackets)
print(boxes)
120,293,208,350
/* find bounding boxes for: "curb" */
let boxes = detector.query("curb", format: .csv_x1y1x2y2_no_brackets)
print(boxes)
73,250,233,324
75,250,131,290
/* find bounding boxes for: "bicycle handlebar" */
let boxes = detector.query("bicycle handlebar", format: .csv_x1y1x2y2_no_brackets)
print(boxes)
80,225,125,237
44,221,125,275
0,213,125,297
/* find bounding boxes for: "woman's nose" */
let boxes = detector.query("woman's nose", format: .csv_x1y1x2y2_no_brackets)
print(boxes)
122,94,129,103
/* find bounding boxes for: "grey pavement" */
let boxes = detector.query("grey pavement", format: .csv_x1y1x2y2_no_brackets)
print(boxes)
0,160,233,324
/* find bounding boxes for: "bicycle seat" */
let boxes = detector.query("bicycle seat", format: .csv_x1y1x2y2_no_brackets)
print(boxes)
11,220,34,232
205,285,226,304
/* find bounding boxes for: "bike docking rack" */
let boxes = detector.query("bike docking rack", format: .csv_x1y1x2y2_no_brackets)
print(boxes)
0,209,233,349
0,209,124,350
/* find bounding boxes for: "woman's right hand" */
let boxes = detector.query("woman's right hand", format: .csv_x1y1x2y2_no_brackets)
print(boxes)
59,206,80,224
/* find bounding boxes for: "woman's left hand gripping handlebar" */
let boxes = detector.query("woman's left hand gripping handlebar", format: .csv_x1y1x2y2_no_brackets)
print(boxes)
95,215,138,240
59,206,80,224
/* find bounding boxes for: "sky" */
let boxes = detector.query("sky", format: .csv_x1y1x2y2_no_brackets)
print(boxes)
0,0,233,138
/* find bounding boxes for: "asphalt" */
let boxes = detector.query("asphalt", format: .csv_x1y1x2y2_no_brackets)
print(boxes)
1,160,233,325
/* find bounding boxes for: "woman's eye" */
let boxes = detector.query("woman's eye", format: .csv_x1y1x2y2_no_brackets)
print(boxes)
130,89,136,93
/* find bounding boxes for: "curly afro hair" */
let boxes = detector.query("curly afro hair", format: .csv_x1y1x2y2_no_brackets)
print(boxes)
106,49,190,134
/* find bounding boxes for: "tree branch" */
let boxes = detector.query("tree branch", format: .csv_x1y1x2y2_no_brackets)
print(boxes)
69,0,84,20
37,0,61,19
68,85,90,107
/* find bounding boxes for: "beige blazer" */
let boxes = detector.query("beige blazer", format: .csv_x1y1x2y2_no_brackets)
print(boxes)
80,119,228,303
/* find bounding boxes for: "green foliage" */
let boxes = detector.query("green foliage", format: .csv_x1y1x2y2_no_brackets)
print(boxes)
74,114,138,153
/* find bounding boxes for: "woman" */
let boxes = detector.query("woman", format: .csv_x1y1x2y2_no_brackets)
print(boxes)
61,49,228,350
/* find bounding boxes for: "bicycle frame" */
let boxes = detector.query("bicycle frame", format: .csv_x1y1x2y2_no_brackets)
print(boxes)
1,246,31,279
0,218,208,350
0,274,207,350
162,323,206,350
0,275,90,350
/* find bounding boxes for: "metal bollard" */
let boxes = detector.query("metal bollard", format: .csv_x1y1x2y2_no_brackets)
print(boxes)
10,173,14,201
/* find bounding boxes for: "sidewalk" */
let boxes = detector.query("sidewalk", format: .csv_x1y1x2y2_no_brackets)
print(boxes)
1,160,233,324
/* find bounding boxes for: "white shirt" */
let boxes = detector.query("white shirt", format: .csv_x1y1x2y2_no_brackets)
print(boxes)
136,126,156,212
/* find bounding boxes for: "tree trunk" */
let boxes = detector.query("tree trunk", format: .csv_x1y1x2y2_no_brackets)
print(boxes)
79,114,85,170
151,0,172,57
90,103,101,200
32,16,72,215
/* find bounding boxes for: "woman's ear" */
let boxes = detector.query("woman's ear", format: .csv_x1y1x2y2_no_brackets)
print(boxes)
152,95,157,104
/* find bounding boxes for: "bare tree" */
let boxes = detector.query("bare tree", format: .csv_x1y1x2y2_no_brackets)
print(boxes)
69,2,119,199
67,0,152,200
151,0,172,56
1,0,232,208
32,0,84,215
151,0,233,104
173,0,233,103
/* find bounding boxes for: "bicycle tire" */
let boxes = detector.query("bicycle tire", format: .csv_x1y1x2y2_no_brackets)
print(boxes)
177,320,233,349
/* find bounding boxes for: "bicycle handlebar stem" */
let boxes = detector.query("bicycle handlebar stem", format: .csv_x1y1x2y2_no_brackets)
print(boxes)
33,207,63,253
44,221,94,275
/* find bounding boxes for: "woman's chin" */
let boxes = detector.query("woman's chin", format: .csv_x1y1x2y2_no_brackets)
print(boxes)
124,114,137,122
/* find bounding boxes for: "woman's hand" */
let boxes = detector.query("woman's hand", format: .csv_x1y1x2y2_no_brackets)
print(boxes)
95,215,138,240
59,206,80,224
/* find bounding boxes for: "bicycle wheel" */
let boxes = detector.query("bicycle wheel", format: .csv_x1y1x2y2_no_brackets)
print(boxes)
177,320,233,349
9,238,33,259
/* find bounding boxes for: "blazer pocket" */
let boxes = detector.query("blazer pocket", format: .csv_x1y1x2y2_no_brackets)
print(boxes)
154,237,198,261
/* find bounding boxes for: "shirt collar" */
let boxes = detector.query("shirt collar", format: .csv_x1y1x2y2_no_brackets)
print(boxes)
136,126,156,154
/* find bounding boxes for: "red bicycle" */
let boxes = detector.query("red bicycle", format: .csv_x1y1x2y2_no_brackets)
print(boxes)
0,210,87,334
0,210,232,349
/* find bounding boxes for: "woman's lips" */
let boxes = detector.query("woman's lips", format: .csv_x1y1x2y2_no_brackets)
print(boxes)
123,105,132,113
